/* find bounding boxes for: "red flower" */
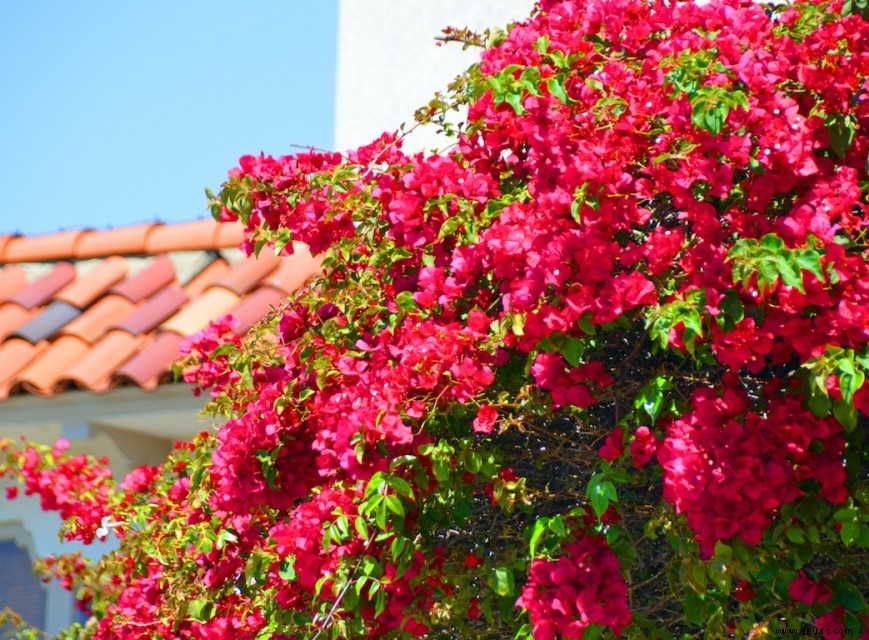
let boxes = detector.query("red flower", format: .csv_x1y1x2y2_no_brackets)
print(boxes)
789,571,832,605
516,534,632,639
464,553,483,569
629,426,658,468
473,404,498,434
734,580,756,602
599,428,625,461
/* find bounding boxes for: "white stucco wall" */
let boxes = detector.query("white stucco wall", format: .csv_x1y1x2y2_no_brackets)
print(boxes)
334,0,536,153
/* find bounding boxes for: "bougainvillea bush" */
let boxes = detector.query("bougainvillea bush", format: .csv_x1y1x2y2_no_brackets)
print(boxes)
2,0,868,637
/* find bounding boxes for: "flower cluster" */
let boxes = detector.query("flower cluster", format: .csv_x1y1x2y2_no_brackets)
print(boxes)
1,439,113,543
658,384,847,557
178,315,243,397
516,534,632,639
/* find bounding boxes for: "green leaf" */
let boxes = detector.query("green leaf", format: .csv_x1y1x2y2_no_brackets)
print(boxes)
374,589,387,618
806,393,832,418
465,451,482,474
322,526,332,552
841,521,859,545
273,232,292,256
719,290,744,323
839,369,865,405
794,249,825,283
827,113,856,158
188,599,215,622
549,516,567,537
364,472,386,500
279,557,298,581
785,527,805,544
833,581,867,612
355,516,369,541
375,502,388,530
437,217,461,240
683,589,704,625
395,291,417,311
387,477,414,499
529,518,549,558
760,234,785,252
546,77,569,104
520,67,543,97
833,399,858,431
512,313,525,336
582,624,605,640
561,337,585,367
384,494,405,518
775,254,804,292
587,474,617,518
209,343,237,359
756,257,780,290
505,91,526,115
636,384,664,422
489,567,515,597
533,35,550,54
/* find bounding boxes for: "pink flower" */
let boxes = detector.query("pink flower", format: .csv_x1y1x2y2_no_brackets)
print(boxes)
814,608,845,633
629,426,658,468
516,534,632,638
599,428,625,461
52,438,71,457
789,571,832,605
473,404,498,434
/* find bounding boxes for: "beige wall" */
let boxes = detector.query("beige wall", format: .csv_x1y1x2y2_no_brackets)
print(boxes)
334,0,536,153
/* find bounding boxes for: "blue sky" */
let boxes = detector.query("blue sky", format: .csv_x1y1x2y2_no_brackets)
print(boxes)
0,2,337,236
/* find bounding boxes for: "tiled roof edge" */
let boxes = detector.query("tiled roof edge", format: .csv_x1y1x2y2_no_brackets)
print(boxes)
0,219,245,264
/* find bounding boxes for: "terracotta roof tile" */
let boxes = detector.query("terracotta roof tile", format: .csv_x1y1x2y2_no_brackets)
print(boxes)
0,220,318,398
0,339,48,400
115,287,189,336
262,249,323,294
228,286,285,335
63,330,146,392
145,219,239,253
8,263,76,309
53,256,128,308
182,258,229,297
0,266,28,302
2,230,83,263
74,224,153,259
11,301,81,343
0,236,15,263
214,221,245,247
114,332,185,390
0,304,36,342
11,335,90,398
109,255,175,302
62,295,137,343
160,287,240,336
215,252,281,295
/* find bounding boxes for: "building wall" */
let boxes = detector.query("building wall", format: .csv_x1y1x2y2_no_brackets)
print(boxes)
334,0,536,153
0,534,46,632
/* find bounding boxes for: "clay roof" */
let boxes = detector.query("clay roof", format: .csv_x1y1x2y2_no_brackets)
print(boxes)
0,220,320,399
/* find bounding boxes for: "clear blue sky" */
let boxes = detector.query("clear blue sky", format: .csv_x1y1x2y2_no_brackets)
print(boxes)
0,2,337,236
